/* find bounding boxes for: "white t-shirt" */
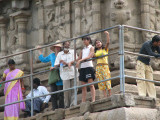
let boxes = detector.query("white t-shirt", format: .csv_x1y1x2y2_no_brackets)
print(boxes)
54,49,79,80
80,45,93,68
26,86,51,103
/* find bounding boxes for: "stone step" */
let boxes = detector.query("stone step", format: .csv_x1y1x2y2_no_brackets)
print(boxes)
65,107,158,120
112,83,160,98
0,88,103,120
111,69,160,86
1,83,160,120
20,93,160,120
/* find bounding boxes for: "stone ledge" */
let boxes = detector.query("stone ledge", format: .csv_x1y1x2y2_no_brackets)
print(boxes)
111,69,160,86
14,93,160,120
65,107,158,120
64,93,157,119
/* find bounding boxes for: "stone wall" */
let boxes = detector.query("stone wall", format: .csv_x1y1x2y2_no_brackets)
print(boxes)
0,0,160,85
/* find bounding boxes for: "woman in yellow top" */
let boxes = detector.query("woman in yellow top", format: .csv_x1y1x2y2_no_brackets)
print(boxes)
94,31,112,97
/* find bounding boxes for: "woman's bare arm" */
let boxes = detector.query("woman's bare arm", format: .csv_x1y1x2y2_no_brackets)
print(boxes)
104,31,110,51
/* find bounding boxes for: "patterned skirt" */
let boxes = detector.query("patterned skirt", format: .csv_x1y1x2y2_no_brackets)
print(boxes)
96,65,112,90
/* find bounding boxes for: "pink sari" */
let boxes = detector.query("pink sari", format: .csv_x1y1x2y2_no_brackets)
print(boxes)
3,69,25,120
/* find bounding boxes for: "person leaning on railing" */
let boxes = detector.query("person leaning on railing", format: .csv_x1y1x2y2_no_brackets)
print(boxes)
1,59,25,120
76,36,96,103
136,35,160,98
54,41,79,108
37,40,64,111
94,31,112,98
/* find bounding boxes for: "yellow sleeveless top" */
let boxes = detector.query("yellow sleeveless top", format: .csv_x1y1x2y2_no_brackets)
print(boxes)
95,49,108,64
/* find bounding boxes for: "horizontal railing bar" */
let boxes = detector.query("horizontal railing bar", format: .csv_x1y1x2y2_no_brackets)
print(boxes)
86,51,118,62
0,51,118,84
123,25,160,34
0,74,31,84
0,50,30,60
0,75,120,107
125,75,160,84
124,51,155,58
0,25,120,60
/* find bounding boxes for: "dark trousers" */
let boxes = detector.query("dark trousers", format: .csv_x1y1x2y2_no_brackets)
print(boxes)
25,98,43,113
50,83,64,110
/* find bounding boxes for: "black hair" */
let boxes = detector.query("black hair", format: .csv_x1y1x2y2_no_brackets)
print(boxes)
152,35,160,43
82,36,92,44
94,39,105,53
8,59,15,65
63,41,70,46
33,78,40,86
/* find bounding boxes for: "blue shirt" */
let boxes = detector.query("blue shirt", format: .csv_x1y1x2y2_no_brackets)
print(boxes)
39,53,63,86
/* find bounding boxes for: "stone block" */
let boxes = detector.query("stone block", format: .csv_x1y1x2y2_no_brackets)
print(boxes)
43,109,64,120
111,69,160,86
112,83,160,98
111,93,135,108
80,101,92,115
12,0,29,9
64,107,158,120
65,105,80,119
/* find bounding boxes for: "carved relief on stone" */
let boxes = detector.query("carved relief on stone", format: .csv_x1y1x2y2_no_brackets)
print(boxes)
57,3,67,41
7,17,18,54
45,8,56,42
81,0,92,34
6,11,30,65
110,54,136,70
155,0,160,32
45,2,67,42
111,0,131,26
110,0,132,45
155,9,160,31
151,58,160,70
0,18,7,68
110,0,138,70
150,0,160,71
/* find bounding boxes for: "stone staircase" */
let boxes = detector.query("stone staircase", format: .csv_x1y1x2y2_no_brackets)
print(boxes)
1,83,160,120
19,92,160,120
1,68,160,120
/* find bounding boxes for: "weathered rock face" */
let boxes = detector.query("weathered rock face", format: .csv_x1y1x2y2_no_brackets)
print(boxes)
0,0,160,87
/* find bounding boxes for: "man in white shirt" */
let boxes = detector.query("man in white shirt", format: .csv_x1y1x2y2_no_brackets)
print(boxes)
24,78,51,116
54,41,79,108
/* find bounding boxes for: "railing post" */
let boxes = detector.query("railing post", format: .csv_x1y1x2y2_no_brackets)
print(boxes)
29,50,34,116
121,25,125,94
119,25,125,94
74,39,77,105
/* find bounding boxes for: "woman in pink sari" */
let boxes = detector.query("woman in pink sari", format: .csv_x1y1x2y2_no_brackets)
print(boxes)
1,59,25,120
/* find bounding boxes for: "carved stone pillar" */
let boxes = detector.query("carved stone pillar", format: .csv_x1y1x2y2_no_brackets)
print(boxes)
140,0,150,41
73,0,81,37
36,1,45,45
0,16,7,67
11,11,30,51
73,0,83,49
92,0,101,39
64,0,71,38
0,16,7,56
9,11,30,64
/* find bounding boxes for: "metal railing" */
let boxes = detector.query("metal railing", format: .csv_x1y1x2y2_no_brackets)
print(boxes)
0,24,160,117
0,25,120,116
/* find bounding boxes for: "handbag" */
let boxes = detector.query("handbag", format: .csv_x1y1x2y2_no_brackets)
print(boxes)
48,69,60,85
